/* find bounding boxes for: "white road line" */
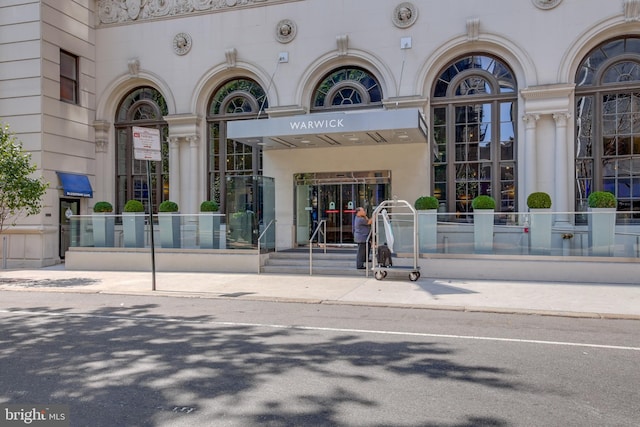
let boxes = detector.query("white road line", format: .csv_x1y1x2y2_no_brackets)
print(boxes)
2,308,639,352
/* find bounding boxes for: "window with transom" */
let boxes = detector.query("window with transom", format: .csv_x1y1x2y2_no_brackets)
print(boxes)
114,87,169,214
431,55,518,218
575,36,640,222
311,67,383,111
207,78,268,212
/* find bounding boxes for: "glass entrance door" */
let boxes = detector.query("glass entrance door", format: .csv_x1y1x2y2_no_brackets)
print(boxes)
295,171,390,245
59,198,80,259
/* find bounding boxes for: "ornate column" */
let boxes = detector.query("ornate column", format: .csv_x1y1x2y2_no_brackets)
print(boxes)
168,136,180,206
92,120,110,202
164,114,201,214
522,114,539,200
553,112,571,224
187,135,199,214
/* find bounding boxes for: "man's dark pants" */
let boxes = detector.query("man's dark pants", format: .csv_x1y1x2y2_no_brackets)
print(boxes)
356,242,367,269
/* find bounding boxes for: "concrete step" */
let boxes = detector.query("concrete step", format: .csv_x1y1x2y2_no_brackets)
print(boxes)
262,248,366,276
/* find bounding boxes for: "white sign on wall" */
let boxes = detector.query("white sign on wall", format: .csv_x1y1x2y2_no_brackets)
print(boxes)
132,126,161,161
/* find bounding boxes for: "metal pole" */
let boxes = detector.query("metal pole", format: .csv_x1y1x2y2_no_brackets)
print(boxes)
2,235,6,269
147,161,156,291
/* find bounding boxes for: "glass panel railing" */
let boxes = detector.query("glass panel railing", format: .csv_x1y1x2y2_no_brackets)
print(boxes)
69,213,227,249
69,210,640,258
415,210,640,258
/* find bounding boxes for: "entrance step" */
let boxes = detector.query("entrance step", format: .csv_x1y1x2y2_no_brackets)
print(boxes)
261,248,367,276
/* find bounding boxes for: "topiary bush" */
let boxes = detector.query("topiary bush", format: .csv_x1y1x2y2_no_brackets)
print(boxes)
93,201,113,213
471,195,496,210
123,199,145,213
527,192,552,209
588,191,617,208
159,200,179,212
200,200,219,212
414,196,439,210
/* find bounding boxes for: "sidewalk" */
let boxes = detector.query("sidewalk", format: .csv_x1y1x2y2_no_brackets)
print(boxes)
1,266,639,320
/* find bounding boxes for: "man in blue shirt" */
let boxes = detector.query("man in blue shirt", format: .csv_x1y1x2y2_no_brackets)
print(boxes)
353,207,372,269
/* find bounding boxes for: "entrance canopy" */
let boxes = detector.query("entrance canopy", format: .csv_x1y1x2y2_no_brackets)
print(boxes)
227,108,428,150
56,172,93,198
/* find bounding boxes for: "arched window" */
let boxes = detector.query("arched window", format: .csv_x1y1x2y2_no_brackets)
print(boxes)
114,86,169,214
431,55,518,217
311,66,383,111
575,36,640,222
207,78,267,211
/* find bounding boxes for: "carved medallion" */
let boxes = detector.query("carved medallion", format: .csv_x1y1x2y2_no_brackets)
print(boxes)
173,32,192,56
532,0,562,10
275,19,296,44
392,2,417,29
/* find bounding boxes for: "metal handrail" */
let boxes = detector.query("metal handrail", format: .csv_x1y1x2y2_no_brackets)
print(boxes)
257,219,276,274
309,219,327,275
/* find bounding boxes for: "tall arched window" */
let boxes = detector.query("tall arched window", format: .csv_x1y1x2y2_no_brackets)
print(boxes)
431,55,518,217
575,36,640,222
207,78,267,211
311,66,383,111
115,86,169,214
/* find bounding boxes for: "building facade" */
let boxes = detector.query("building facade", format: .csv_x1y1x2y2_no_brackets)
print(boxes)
1,0,639,267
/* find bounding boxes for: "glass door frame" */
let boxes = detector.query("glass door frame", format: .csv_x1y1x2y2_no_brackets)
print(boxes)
294,171,391,246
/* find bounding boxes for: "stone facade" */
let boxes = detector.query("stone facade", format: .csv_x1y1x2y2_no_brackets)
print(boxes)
0,0,638,266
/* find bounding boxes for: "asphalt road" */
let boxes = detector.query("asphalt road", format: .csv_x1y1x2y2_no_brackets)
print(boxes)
1,291,638,427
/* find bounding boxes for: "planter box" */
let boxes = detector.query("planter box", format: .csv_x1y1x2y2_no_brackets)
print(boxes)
199,214,221,249
588,208,616,256
123,212,145,248
159,213,181,248
92,214,114,247
417,209,437,253
474,210,494,254
529,208,552,255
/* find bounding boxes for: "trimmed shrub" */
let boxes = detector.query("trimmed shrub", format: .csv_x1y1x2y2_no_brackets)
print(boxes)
588,191,617,208
123,200,145,213
526,192,552,209
414,196,439,210
93,201,113,213
200,200,219,212
158,200,179,212
471,195,496,210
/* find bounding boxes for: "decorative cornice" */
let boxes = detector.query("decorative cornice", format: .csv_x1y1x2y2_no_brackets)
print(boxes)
531,0,562,10
225,48,237,69
93,120,110,153
97,0,301,26
624,0,640,22
336,34,348,56
164,114,201,140
127,58,140,77
520,83,574,100
383,96,428,109
392,2,417,29
466,17,480,42
522,114,540,128
276,19,296,43
265,105,307,118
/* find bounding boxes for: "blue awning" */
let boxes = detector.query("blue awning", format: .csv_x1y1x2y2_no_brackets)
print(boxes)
56,172,93,198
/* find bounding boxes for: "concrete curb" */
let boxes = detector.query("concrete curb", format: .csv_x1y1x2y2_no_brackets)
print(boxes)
2,286,639,321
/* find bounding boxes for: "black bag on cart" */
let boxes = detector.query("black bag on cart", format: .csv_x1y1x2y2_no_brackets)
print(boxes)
377,244,392,267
